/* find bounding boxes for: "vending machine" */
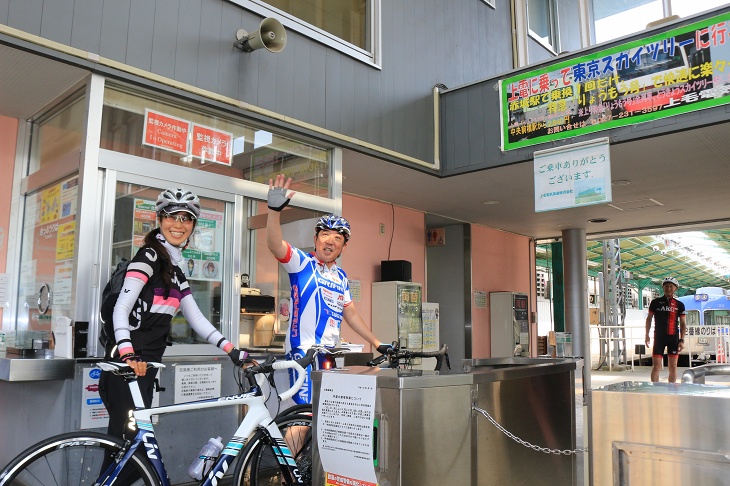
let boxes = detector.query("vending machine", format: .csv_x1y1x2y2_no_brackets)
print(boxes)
372,281,423,353
490,292,530,357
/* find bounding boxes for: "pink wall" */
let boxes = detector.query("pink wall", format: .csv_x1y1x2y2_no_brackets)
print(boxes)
0,116,18,323
341,194,425,347
471,224,535,358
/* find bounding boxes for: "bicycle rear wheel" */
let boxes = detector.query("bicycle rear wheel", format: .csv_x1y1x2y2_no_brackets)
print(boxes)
0,431,159,486
275,403,312,420
232,414,313,486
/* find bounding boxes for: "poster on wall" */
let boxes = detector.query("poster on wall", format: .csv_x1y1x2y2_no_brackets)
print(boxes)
133,198,158,251
60,177,78,218
184,209,224,282
142,109,190,155
191,123,233,166
500,11,730,151
40,184,60,224
80,367,108,429
422,302,440,352
53,262,73,305
55,221,75,261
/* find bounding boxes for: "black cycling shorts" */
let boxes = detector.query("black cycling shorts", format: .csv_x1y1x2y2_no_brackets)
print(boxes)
652,334,679,357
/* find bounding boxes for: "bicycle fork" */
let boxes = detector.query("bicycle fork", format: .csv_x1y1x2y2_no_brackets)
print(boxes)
258,421,306,485
202,408,304,486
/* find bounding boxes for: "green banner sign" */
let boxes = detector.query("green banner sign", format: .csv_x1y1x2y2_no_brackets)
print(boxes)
500,11,730,150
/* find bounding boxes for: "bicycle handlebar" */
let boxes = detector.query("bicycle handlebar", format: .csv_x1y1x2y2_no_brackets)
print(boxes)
96,361,165,378
244,348,317,401
367,344,450,371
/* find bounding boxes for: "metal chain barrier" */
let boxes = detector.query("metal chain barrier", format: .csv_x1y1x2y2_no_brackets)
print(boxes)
472,405,587,456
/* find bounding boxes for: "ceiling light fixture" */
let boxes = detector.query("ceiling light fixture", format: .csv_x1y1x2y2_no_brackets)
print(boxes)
612,180,631,186
482,200,500,205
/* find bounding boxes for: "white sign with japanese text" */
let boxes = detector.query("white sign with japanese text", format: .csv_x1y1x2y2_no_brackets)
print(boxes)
687,325,730,338
317,372,378,485
534,137,612,212
174,364,222,403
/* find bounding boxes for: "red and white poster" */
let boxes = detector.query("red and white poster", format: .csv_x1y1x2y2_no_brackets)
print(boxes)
142,109,190,155
191,123,233,166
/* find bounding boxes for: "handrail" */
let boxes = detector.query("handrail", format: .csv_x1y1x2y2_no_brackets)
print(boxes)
681,363,730,384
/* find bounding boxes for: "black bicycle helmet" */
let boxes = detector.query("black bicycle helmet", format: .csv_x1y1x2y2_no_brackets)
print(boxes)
315,214,351,242
155,188,201,219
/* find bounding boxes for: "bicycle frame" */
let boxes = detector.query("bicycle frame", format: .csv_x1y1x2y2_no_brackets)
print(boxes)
96,359,308,486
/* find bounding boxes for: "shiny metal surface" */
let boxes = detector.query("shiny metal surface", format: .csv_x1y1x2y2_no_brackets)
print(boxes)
473,362,578,485
312,358,580,486
593,381,730,485
681,363,730,383
0,355,76,381
312,367,473,486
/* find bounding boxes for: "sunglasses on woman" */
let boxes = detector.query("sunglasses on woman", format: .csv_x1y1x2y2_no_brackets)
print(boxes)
161,212,196,224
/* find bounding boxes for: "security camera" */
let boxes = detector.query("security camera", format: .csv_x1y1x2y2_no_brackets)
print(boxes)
235,18,287,53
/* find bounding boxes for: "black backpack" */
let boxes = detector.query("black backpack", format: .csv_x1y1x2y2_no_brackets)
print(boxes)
99,258,130,350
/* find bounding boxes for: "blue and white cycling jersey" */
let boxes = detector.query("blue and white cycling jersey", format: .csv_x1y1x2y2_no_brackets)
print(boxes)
278,242,352,354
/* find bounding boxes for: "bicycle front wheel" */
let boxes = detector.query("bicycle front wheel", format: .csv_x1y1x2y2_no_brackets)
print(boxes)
232,414,313,486
0,431,159,486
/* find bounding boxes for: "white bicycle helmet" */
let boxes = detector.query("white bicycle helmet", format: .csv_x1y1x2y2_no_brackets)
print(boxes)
315,214,351,242
156,188,201,219
662,277,679,287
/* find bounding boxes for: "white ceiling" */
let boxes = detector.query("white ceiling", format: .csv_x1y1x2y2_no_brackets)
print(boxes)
342,122,730,241
3,43,729,244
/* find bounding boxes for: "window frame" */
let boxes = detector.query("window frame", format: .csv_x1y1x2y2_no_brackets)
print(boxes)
234,0,382,68
526,0,560,54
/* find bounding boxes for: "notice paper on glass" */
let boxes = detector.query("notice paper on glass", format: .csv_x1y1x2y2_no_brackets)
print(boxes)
317,372,378,485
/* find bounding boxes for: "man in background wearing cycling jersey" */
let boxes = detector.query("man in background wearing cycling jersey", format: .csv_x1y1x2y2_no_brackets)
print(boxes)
266,174,392,404
645,277,687,383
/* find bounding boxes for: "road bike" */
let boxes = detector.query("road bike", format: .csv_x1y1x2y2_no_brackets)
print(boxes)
0,349,317,486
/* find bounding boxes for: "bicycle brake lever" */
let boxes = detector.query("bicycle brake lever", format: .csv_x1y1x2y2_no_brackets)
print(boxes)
367,354,388,367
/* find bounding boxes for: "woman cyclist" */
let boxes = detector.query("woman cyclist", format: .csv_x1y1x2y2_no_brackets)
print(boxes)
99,187,249,442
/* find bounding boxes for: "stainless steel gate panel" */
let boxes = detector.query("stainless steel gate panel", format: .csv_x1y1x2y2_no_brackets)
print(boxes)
471,358,578,486
593,381,730,486
312,368,473,486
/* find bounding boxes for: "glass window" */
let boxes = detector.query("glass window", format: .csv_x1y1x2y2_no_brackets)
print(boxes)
28,93,85,175
111,182,228,345
264,0,368,50
686,310,700,326
237,0,379,64
671,0,730,18
527,0,559,51
15,175,80,345
706,310,730,326
101,86,331,198
593,0,730,45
